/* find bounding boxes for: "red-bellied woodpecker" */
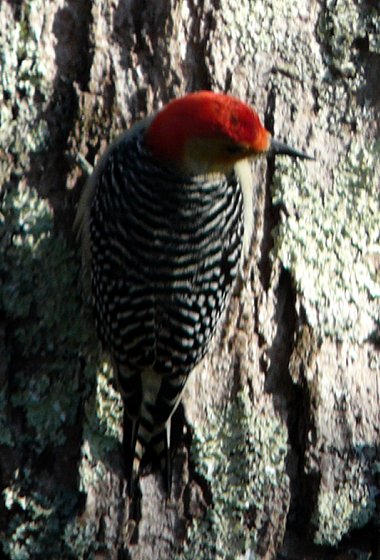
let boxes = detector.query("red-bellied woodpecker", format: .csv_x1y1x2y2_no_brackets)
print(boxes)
76,91,313,495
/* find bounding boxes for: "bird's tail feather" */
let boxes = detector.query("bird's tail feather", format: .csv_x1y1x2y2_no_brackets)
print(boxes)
150,423,172,494
118,366,186,495
123,412,171,496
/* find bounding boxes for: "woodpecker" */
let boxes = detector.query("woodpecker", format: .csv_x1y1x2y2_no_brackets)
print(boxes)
76,91,312,495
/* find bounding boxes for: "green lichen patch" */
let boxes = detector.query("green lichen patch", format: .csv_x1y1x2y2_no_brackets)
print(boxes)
1,185,94,448
82,361,123,458
94,362,123,443
64,514,105,560
179,390,288,560
0,183,100,557
273,140,380,341
2,471,78,560
0,0,52,177
315,0,380,136
318,0,380,73
61,362,123,556
313,450,377,546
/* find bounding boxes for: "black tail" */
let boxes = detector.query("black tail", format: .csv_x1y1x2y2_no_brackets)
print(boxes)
123,410,172,496
119,367,187,496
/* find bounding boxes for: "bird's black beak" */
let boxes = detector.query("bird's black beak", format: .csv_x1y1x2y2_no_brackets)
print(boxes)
270,138,314,160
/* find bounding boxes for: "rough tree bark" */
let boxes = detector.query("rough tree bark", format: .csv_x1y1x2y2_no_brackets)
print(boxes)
0,1,379,559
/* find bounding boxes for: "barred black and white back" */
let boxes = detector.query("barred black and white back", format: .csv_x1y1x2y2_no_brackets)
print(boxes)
76,120,248,494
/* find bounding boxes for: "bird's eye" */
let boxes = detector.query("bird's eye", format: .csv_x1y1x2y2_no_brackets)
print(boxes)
225,143,245,155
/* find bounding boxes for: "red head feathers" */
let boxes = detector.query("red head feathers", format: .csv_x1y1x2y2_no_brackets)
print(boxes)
145,91,271,173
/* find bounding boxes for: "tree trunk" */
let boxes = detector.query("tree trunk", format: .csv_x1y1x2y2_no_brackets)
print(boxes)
0,1,379,558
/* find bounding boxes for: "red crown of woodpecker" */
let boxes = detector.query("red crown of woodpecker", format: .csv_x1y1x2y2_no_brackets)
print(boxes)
145,91,271,166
